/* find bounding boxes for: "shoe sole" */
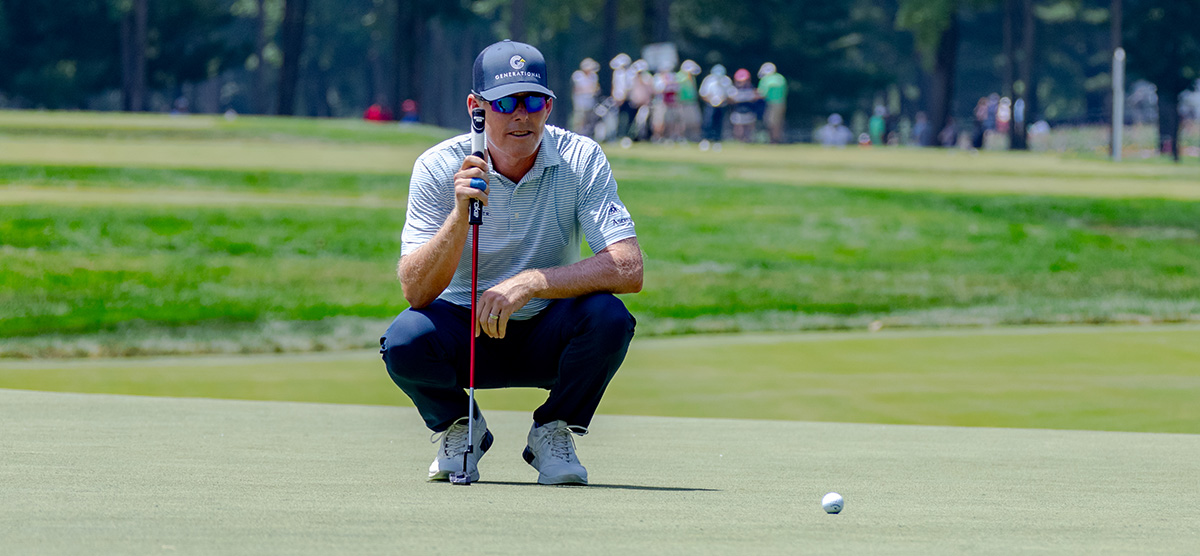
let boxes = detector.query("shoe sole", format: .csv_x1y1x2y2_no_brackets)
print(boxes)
522,446,588,485
429,430,493,481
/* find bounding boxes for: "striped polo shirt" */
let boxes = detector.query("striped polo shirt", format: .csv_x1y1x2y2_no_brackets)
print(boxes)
401,125,637,320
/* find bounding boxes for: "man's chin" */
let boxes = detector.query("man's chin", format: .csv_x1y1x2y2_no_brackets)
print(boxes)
507,134,541,147
499,136,541,156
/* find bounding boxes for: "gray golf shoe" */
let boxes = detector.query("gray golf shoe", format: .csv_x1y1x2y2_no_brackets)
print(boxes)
428,413,493,482
522,420,589,485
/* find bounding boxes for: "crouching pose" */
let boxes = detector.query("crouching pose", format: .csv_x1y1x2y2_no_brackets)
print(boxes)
380,40,642,485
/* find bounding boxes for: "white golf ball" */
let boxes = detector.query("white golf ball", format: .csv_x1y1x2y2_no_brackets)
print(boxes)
822,492,844,514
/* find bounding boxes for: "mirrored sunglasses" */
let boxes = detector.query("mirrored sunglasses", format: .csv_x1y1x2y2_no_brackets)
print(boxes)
489,94,548,114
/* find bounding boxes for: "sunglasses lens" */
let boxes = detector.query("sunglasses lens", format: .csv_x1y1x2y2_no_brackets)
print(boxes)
492,97,518,114
524,95,546,113
489,95,547,114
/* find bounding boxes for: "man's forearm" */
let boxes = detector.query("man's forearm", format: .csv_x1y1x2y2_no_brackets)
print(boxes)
398,208,470,308
511,238,643,300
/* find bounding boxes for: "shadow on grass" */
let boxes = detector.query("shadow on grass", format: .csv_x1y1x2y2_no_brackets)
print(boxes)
477,481,719,492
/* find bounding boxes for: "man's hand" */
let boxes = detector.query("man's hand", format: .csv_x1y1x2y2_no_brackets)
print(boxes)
474,273,539,339
468,237,642,339
454,155,489,216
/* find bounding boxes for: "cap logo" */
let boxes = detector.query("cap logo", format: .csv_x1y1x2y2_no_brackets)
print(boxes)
509,55,526,70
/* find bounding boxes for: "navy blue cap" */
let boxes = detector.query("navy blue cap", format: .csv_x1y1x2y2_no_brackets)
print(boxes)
472,40,557,101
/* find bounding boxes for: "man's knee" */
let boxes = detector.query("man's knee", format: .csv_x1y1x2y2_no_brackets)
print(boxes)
575,293,636,343
380,309,450,387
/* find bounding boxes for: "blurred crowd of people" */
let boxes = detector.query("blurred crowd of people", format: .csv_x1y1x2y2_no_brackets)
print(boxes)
570,54,789,147
356,51,1077,154
816,93,1038,150
362,99,420,123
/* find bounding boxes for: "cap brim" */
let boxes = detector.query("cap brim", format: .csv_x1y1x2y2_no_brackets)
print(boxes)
477,83,557,102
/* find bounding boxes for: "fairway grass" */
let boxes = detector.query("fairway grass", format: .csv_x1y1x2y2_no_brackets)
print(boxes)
0,109,456,145
3,389,1197,555
3,324,1198,434
4,110,1200,355
623,142,1200,199
0,135,424,173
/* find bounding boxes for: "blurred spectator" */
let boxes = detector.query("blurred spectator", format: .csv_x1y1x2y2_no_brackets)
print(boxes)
677,60,702,142
729,68,758,142
912,111,932,146
940,116,958,148
1126,81,1157,124
1180,81,1200,120
1028,120,1051,150
651,61,680,142
986,93,999,132
610,53,634,138
171,96,189,116
699,64,733,144
364,103,393,122
400,99,419,123
572,58,601,136
592,96,619,142
627,59,654,141
895,116,912,146
868,104,887,146
818,113,853,146
997,97,1012,134
972,97,988,149
757,62,788,143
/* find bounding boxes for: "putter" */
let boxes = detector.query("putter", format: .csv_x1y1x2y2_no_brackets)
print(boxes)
450,107,487,486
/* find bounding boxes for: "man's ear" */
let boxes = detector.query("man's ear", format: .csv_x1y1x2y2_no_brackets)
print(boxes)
544,97,554,116
467,94,481,113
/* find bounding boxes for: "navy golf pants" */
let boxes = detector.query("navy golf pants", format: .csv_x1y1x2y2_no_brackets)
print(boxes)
380,294,636,432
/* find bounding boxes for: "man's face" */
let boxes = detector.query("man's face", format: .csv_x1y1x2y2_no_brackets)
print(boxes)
469,94,554,163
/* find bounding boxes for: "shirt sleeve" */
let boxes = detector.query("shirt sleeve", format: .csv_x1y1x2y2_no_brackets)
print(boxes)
401,157,454,257
577,146,637,254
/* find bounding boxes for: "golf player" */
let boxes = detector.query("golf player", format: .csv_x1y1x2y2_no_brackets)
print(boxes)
380,40,642,485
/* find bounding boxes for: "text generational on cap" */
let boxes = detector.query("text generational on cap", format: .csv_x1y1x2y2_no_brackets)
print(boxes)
494,71,543,81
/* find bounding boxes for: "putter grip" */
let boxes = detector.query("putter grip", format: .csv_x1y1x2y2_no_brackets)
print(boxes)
469,108,486,226
468,178,485,225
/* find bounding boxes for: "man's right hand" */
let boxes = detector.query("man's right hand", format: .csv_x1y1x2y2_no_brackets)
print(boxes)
453,155,489,218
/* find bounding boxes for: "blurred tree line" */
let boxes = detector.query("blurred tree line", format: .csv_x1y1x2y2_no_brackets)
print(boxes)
0,0,1195,153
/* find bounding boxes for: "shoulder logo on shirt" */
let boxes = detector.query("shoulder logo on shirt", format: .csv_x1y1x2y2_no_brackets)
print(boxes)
604,202,633,227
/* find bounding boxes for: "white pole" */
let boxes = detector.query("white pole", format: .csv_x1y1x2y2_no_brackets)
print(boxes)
1113,47,1126,162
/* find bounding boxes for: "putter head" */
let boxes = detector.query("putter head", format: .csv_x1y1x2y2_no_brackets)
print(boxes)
448,471,472,486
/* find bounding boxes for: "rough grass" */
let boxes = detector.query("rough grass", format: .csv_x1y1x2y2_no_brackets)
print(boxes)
3,110,1200,357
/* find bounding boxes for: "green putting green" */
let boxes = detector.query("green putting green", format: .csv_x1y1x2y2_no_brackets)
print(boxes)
2,389,1197,554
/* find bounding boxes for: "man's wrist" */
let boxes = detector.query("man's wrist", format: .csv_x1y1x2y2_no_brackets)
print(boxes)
447,204,470,227
514,270,547,299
